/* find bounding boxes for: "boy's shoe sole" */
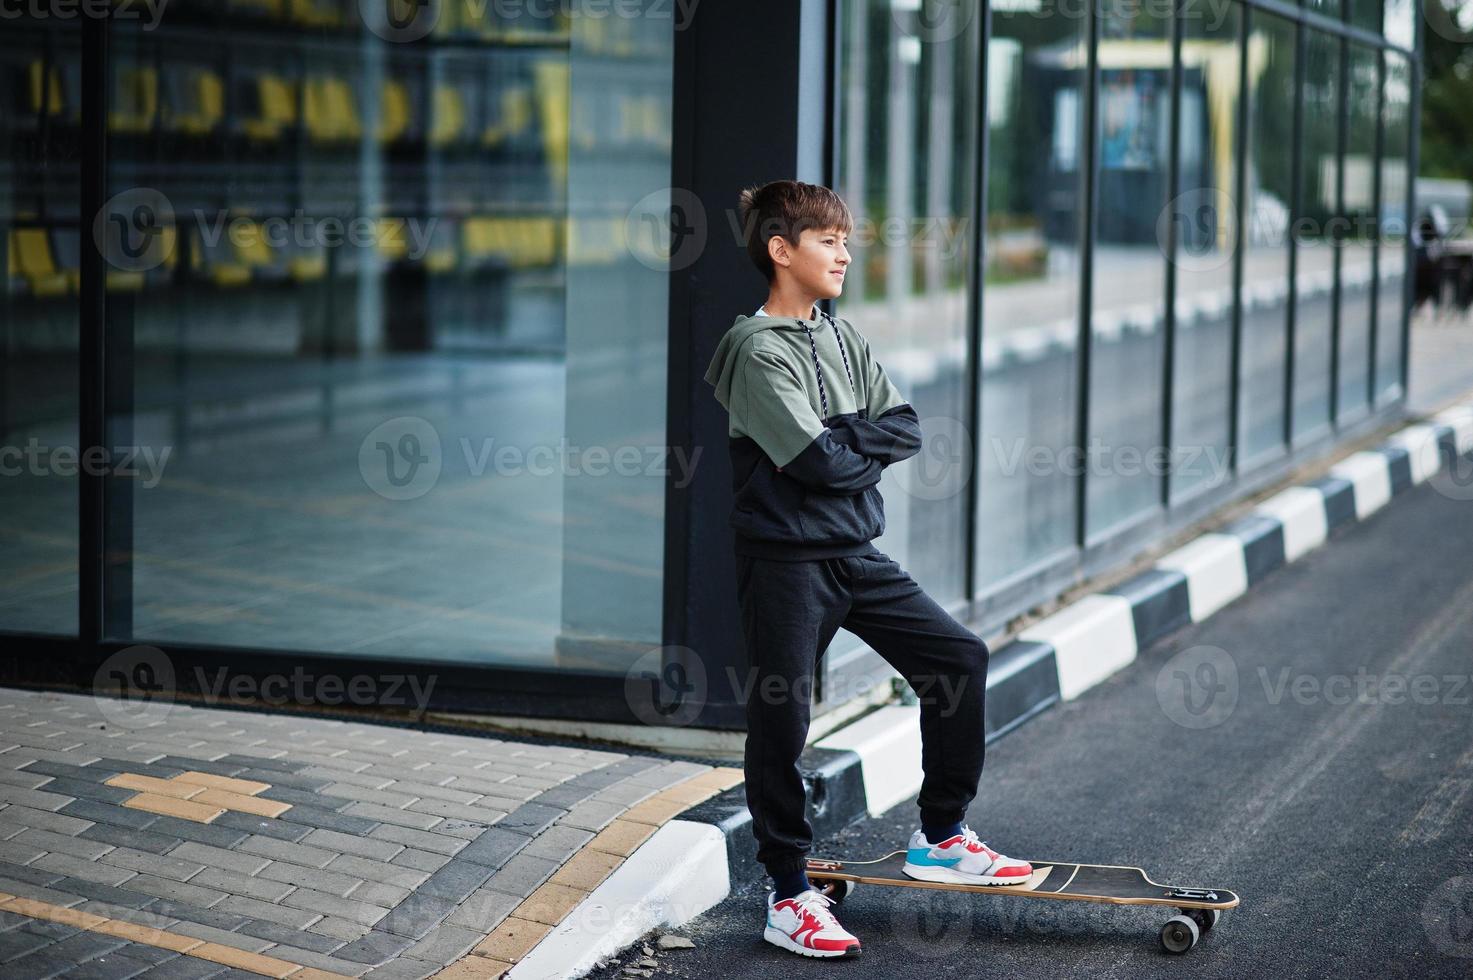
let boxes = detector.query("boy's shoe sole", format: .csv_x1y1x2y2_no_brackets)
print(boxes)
902,861,1032,886
763,925,862,958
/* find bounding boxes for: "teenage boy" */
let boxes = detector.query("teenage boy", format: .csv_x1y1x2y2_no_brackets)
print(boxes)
703,180,1032,960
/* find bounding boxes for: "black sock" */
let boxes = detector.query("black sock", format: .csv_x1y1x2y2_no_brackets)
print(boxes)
772,869,812,900
922,820,963,844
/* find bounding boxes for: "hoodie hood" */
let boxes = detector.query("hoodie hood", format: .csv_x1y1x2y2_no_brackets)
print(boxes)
703,311,832,410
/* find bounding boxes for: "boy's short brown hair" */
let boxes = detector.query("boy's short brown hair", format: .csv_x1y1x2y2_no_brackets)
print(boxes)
736,180,854,283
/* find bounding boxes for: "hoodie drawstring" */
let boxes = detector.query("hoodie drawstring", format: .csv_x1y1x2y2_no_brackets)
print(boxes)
802,311,856,422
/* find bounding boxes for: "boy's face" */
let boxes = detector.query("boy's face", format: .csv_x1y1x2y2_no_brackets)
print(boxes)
769,226,851,300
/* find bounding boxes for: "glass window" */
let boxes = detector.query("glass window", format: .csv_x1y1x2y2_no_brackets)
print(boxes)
1337,42,1379,422
1375,51,1411,403
1350,0,1383,33
0,15,80,635
1087,0,1171,536
1383,0,1415,49
975,0,1087,588
100,3,673,672
1240,11,1297,464
837,0,979,602
1292,29,1340,444
1170,0,1241,501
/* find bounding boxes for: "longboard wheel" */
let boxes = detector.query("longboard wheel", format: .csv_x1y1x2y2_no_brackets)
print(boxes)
1183,907,1220,933
1160,915,1200,954
817,879,855,904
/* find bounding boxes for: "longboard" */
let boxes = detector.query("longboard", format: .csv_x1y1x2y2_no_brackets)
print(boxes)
804,851,1239,954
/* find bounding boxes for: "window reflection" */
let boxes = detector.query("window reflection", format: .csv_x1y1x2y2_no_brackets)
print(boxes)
1375,51,1411,403
90,4,671,671
1087,3,1171,535
1338,43,1380,422
1240,11,1296,464
1293,29,1340,443
836,0,977,602
0,15,81,635
1170,0,1240,501
975,0,1087,588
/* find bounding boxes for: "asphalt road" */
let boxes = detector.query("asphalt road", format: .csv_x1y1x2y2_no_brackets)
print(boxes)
590,468,1473,979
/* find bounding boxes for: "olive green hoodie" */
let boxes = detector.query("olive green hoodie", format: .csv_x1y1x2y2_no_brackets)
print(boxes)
703,308,922,560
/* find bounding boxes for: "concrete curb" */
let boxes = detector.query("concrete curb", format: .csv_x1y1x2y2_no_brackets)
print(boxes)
549,401,1473,978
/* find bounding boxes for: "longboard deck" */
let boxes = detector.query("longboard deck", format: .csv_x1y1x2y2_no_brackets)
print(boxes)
805,851,1238,911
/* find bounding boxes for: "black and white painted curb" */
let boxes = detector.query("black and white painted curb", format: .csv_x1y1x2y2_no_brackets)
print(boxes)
542,402,1473,977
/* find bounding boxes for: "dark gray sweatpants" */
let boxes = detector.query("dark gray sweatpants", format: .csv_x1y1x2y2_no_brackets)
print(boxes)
734,550,990,878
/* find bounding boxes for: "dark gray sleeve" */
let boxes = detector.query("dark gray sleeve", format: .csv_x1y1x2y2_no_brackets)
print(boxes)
828,403,923,465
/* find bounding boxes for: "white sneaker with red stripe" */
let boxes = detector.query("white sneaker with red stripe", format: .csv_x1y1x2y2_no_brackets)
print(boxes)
902,825,1033,885
763,887,862,958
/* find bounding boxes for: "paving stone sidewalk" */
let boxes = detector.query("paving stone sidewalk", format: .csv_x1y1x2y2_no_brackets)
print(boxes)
0,687,734,979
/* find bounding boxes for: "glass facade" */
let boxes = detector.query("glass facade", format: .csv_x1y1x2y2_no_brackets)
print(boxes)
1240,10,1297,464
835,0,979,606
6,4,674,673
1293,28,1341,444
1171,0,1241,502
1,16,81,635
974,0,1087,589
0,0,1422,726
1338,42,1379,422
1376,50,1411,403
1087,1,1172,537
